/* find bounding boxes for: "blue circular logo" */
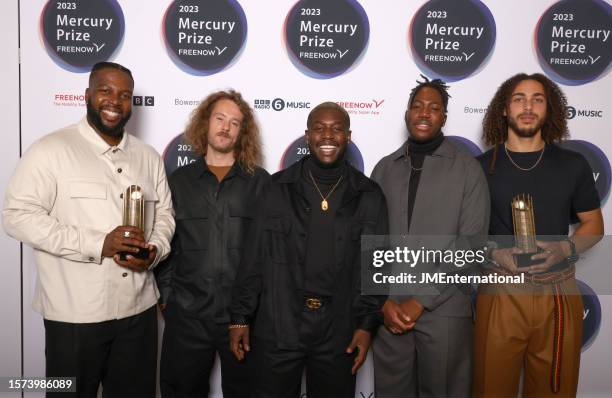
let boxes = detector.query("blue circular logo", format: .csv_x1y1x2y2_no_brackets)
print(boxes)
410,0,496,81
535,0,611,86
559,140,611,205
576,279,601,351
163,0,248,75
41,0,125,72
284,0,370,79
163,133,199,176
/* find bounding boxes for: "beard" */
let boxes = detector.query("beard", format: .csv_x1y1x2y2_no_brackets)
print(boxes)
86,99,131,138
507,113,545,138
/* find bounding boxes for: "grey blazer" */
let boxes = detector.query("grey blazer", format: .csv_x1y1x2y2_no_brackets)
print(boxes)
371,138,490,317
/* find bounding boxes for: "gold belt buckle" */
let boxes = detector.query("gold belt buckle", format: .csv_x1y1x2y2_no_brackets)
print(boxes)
305,298,322,310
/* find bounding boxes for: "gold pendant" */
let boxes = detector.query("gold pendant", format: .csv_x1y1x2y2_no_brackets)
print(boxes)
321,199,328,211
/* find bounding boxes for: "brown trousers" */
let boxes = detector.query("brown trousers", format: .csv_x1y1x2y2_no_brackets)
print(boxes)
473,279,583,398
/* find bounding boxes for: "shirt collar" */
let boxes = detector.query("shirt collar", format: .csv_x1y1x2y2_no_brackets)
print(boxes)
77,116,129,155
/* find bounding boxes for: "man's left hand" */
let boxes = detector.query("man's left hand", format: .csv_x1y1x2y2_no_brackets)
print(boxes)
528,240,570,274
346,329,371,375
113,244,157,272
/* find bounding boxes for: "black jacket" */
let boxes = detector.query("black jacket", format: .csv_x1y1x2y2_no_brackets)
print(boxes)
230,157,388,352
155,158,269,322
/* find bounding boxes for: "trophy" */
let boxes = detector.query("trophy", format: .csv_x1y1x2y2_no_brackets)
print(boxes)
511,194,544,267
119,185,150,260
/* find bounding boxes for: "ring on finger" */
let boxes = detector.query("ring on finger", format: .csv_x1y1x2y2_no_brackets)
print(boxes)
123,231,130,238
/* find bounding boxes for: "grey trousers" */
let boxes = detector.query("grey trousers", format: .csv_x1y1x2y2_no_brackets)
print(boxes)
372,311,473,398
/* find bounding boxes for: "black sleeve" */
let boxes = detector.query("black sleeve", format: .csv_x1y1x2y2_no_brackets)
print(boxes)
229,182,270,324
572,154,600,213
354,188,389,332
154,175,179,305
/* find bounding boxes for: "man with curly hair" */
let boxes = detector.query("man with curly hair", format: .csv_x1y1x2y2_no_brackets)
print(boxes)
474,73,603,397
155,90,269,397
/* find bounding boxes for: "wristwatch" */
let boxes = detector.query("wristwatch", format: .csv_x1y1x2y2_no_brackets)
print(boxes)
564,237,579,264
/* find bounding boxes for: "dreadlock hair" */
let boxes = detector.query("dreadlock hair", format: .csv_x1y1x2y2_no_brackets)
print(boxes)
407,74,451,113
185,90,263,174
482,73,569,174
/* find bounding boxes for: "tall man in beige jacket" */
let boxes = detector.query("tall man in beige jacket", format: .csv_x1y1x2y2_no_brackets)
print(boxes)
3,62,175,397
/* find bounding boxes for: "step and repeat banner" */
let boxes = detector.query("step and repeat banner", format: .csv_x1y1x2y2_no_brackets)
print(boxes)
8,0,612,396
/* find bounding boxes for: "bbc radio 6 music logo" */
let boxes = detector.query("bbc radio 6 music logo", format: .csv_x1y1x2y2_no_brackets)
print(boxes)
410,0,496,82
535,0,611,85
284,0,370,79
163,0,247,75
254,98,311,112
565,105,603,120
40,0,125,72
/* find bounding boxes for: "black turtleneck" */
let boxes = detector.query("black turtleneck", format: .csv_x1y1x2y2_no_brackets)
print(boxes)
301,157,348,296
406,132,445,231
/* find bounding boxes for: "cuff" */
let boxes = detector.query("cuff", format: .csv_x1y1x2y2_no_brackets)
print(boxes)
230,314,250,325
356,313,383,333
80,228,107,264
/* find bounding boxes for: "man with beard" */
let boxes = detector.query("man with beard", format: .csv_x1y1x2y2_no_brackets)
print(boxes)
229,102,388,398
3,62,175,397
155,90,268,397
370,76,489,397
473,73,603,397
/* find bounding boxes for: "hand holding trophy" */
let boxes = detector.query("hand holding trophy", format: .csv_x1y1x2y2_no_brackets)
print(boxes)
119,185,150,261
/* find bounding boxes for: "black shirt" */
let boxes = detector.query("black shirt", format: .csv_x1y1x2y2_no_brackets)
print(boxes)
477,144,599,237
155,158,269,322
301,158,348,296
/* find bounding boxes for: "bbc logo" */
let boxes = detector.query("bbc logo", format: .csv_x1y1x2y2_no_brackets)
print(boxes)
133,96,155,106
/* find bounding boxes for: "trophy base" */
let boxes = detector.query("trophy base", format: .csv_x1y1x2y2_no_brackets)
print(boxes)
119,247,150,261
514,252,545,268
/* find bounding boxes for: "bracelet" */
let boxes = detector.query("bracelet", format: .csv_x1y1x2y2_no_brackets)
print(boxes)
228,324,249,330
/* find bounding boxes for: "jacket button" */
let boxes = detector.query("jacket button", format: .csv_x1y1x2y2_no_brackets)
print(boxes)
122,272,128,277
117,168,122,173
119,193,123,199
89,257,95,261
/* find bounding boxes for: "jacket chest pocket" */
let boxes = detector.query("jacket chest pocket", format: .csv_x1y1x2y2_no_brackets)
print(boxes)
227,204,253,249
175,208,210,251
264,216,291,263
67,179,108,226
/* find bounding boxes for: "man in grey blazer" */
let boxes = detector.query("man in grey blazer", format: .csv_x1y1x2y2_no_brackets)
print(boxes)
371,76,490,397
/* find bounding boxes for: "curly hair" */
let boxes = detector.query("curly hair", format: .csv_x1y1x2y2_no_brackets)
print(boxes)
184,90,262,174
408,74,451,113
482,73,569,173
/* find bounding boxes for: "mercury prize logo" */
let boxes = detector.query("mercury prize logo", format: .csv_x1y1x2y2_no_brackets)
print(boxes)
410,0,496,81
163,134,199,175
163,0,247,75
284,0,370,79
41,0,125,72
535,0,611,85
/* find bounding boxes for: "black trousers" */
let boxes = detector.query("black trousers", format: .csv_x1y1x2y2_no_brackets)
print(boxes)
44,305,158,398
160,305,249,398
250,304,356,398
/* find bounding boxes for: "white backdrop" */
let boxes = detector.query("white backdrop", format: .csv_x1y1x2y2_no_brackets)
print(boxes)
2,0,611,396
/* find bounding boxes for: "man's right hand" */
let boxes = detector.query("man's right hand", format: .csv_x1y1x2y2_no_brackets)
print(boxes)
229,325,250,361
102,226,149,258
491,247,523,274
382,300,414,334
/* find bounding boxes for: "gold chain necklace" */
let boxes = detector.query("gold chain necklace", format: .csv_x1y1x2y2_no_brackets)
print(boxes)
504,144,545,171
308,170,343,211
